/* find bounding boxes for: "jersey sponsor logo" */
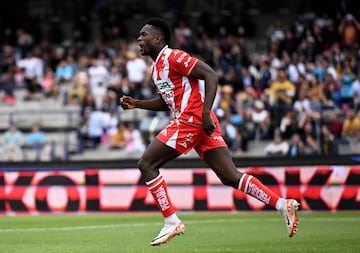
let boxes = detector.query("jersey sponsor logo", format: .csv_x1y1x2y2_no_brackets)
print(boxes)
156,81,172,90
213,135,224,141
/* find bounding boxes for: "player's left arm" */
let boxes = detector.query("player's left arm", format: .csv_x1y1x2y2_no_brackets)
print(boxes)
189,60,218,136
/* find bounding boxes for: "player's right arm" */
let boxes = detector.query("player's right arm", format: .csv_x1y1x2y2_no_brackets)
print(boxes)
120,95,169,111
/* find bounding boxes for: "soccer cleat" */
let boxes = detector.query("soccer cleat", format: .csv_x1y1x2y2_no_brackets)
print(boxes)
150,221,185,246
281,199,300,238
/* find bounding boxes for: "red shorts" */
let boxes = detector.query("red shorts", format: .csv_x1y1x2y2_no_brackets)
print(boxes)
156,119,228,159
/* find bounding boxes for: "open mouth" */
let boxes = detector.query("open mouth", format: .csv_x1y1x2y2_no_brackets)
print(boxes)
138,44,144,53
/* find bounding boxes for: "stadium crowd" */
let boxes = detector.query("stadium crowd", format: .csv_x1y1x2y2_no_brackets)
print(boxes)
1,5,360,160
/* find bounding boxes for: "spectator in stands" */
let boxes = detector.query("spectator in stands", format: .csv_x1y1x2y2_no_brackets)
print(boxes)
24,123,46,161
221,116,248,154
250,100,271,140
217,85,237,118
91,81,108,110
0,68,16,105
87,107,106,149
14,67,26,88
287,133,304,157
88,58,109,93
80,93,96,117
124,122,145,152
66,71,89,105
55,59,74,84
326,112,343,139
352,72,360,112
340,66,355,109
220,117,238,151
41,67,59,98
125,51,147,99
0,45,16,73
341,109,360,144
300,120,319,155
1,123,23,160
279,109,298,140
107,77,125,108
269,70,296,106
267,69,296,124
258,58,272,92
101,110,119,146
293,90,311,120
110,122,128,149
174,18,193,50
17,51,44,100
307,77,327,111
16,28,34,58
264,130,289,156
338,14,360,49
320,125,338,155
323,72,341,108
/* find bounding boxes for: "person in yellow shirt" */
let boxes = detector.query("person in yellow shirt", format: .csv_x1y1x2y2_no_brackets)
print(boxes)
269,70,296,105
110,122,129,149
342,109,360,143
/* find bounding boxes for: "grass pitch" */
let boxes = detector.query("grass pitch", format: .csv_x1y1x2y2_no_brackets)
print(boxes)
0,212,359,253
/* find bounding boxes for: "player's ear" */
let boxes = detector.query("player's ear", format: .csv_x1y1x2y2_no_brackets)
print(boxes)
155,34,162,43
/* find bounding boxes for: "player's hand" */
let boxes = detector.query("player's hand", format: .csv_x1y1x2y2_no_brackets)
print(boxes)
202,113,216,136
120,96,136,110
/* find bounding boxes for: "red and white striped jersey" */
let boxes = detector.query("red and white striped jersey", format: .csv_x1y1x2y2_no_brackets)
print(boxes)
151,46,206,125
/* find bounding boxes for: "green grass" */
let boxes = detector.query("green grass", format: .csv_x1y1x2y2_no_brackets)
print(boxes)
0,212,359,253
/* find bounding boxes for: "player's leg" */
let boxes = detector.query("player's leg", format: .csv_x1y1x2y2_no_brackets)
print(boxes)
138,138,180,182
202,147,299,237
138,138,185,246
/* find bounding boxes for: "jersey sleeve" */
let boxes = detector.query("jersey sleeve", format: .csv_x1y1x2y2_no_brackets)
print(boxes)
170,50,198,76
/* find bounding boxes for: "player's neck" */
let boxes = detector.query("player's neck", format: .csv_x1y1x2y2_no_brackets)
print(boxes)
150,44,167,62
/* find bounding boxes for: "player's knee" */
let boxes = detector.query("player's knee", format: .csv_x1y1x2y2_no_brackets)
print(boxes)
138,157,155,174
218,175,238,188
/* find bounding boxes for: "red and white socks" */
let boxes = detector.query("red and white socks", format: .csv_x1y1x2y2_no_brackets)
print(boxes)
238,173,286,211
147,173,287,218
146,174,180,224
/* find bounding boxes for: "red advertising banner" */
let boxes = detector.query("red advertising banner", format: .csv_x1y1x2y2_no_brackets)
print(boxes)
1,166,359,214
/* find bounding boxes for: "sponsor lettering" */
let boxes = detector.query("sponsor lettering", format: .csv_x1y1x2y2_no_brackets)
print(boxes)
184,57,192,68
0,167,359,213
213,135,224,141
156,81,171,90
246,181,270,205
176,52,187,63
154,185,170,211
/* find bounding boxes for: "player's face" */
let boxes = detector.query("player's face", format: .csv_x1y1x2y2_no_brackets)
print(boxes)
137,25,159,57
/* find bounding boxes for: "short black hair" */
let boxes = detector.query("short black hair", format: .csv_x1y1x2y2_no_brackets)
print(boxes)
145,18,171,44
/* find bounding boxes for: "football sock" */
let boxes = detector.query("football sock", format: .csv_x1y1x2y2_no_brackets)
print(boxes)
146,174,176,218
275,198,287,212
238,173,280,208
165,213,181,225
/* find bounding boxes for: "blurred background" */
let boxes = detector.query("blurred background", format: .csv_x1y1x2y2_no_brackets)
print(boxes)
1,0,360,162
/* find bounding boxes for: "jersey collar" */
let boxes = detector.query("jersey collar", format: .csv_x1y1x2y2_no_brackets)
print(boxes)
154,45,168,64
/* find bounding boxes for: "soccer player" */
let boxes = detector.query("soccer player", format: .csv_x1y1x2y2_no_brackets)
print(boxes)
120,18,300,246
